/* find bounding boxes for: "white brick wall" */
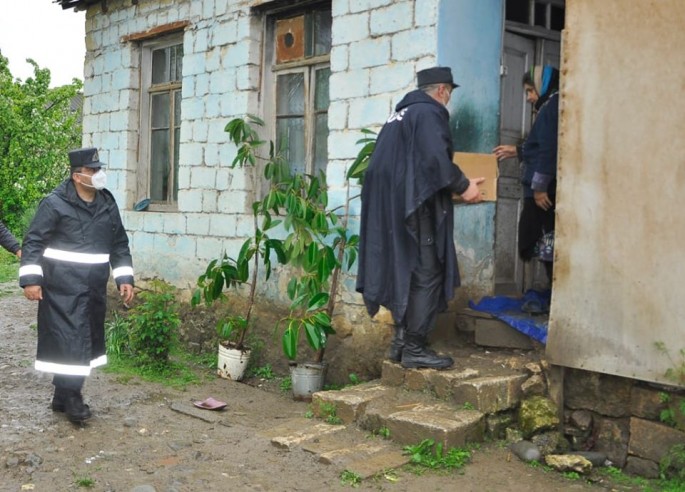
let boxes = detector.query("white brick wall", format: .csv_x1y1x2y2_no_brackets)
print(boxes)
82,0,439,287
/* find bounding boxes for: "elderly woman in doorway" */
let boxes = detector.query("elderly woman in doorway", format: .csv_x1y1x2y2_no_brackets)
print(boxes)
493,65,560,287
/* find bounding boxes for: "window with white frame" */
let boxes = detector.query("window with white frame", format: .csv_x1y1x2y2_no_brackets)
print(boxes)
268,4,331,176
140,36,183,206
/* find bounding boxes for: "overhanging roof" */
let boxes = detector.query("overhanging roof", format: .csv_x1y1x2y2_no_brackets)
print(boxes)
55,0,139,11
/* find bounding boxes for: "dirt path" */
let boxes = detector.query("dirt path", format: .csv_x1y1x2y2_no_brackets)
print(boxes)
0,284,637,492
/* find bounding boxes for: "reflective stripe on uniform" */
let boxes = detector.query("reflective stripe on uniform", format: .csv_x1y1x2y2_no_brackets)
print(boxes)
19,264,43,277
43,248,110,264
35,360,92,376
34,354,108,376
112,266,134,279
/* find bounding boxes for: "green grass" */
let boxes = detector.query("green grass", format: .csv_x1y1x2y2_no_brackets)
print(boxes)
403,439,471,475
340,470,362,487
74,476,95,488
0,249,19,284
248,363,276,379
102,346,215,390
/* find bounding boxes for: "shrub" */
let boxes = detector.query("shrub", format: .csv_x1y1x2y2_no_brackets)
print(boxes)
128,279,180,366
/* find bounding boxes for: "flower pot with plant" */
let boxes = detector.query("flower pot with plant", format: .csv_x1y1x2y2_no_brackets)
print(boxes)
192,191,286,381
222,115,365,399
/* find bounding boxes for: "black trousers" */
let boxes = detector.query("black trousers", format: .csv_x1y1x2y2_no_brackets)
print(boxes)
402,241,444,338
53,374,85,391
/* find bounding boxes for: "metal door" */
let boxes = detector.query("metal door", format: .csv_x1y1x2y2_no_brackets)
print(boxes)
495,32,561,294
495,32,535,295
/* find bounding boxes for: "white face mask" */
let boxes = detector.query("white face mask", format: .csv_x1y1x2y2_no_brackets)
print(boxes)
78,169,107,190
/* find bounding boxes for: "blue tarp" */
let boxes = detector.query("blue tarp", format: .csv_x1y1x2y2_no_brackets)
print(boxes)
468,290,551,344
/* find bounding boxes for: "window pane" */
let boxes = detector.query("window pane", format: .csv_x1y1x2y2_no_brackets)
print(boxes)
550,6,565,31
277,73,305,115
313,113,328,175
534,2,548,27
277,117,305,175
313,10,332,56
314,67,330,111
151,129,170,201
506,0,529,23
152,48,169,84
171,44,183,82
151,93,170,128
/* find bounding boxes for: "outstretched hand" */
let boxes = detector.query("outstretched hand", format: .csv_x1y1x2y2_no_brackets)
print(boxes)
493,145,517,161
460,177,485,204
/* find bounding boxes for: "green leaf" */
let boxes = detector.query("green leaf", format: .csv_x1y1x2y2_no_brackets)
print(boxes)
304,320,324,350
307,292,330,312
282,320,299,360
287,277,298,300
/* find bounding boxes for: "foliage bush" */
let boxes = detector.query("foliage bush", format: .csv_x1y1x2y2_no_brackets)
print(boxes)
128,279,180,366
0,54,82,234
222,115,361,363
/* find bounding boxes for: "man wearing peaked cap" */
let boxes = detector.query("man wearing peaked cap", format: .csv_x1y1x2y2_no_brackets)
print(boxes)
356,66,484,370
416,66,460,89
19,147,134,424
68,147,105,169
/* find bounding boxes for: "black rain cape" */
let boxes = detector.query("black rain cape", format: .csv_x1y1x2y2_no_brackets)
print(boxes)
19,179,134,376
356,90,469,324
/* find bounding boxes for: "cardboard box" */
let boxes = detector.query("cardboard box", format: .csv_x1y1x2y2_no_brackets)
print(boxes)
452,152,499,202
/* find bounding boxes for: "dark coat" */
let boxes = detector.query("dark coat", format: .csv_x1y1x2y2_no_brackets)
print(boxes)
0,220,20,254
356,90,470,324
19,179,134,376
521,92,559,198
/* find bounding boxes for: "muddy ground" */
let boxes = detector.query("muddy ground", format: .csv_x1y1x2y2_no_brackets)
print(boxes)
0,282,649,492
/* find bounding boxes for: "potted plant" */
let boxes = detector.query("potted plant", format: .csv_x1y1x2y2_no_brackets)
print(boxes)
192,119,286,380
220,115,369,398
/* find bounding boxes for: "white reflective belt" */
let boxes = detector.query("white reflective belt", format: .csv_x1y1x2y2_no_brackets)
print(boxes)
19,265,44,277
35,360,92,376
44,248,110,264
90,354,108,368
112,266,134,279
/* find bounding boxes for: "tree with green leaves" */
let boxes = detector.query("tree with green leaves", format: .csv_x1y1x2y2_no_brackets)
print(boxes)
0,53,82,233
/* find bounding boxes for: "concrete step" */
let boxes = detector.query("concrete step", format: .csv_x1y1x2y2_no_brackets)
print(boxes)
313,382,485,448
457,308,536,350
356,387,485,449
259,415,410,479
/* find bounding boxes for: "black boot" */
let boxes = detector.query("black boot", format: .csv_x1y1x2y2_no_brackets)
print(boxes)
401,335,454,370
64,390,92,423
51,387,68,412
388,326,405,363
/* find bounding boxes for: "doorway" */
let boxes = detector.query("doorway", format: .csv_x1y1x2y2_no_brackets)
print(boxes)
494,0,564,295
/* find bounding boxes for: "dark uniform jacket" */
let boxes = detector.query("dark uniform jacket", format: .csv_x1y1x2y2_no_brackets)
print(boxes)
356,90,470,324
0,220,20,254
19,179,134,376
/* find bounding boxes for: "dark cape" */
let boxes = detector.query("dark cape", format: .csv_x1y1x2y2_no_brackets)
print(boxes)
356,90,470,324
19,179,134,376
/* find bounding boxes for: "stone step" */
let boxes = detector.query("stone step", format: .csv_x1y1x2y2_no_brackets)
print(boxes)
311,381,391,424
380,360,528,413
457,308,536,350
259,417,346,449
259,415,410,479
312,381,486,449
357,388,485,449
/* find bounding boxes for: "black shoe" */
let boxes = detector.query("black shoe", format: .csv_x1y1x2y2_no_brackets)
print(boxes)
401,335,454,370
388,326,405,363
64,391,92,422
51,387,68,412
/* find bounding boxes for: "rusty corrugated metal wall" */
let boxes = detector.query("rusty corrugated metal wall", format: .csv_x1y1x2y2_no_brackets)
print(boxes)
546,0,685,386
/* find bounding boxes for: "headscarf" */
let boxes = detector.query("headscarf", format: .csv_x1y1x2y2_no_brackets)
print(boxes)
529,65,560,110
